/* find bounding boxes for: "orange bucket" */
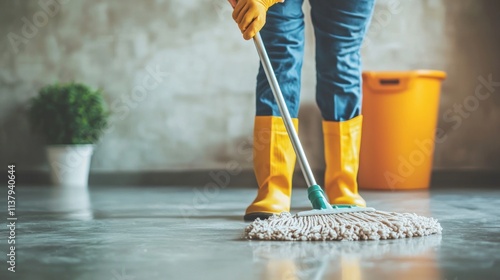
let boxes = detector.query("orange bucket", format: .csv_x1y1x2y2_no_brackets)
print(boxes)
359,70,446,190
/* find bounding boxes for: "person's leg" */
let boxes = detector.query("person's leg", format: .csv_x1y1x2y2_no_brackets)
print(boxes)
310,0,375,205
245,0,305,221
256,0,305,118
311,0,374,121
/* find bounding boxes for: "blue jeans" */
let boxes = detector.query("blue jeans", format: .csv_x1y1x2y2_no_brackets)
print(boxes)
256,0,375,121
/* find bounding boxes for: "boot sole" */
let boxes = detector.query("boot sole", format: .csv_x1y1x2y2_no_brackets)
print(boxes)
243,212,274,222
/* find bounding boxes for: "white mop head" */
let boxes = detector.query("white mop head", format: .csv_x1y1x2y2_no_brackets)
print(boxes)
245,210,442,241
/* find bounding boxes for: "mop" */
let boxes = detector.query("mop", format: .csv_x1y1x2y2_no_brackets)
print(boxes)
243,32,442,241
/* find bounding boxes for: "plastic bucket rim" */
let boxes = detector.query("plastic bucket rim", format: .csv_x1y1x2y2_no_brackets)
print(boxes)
362,69,447,80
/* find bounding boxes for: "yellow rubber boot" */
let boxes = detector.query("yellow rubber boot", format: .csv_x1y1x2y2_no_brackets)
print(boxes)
244,116,298,221
323,115,366,207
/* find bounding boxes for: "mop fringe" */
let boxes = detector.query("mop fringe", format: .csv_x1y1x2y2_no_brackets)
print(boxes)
245,211,442,241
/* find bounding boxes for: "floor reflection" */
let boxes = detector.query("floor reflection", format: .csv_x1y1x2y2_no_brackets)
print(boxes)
250,235,442,280
48,187,93,220
361,190,432,215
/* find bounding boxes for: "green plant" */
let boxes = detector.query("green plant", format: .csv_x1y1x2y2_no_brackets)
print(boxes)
28,82,108,145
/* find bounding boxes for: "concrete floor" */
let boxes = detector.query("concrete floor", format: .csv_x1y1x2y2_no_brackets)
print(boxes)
2,185,499,280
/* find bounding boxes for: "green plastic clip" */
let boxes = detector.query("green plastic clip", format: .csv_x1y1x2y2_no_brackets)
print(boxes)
330,204,360,209
307,185,333,210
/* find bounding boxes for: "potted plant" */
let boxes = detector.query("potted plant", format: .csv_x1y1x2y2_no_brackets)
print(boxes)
29,82,108,187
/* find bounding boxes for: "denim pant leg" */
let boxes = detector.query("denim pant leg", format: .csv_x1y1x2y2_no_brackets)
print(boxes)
256,0,305,118
310,0,375,121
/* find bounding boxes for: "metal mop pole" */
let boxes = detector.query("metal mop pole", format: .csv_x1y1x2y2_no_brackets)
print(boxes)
253,33,332,210
253,33,316,187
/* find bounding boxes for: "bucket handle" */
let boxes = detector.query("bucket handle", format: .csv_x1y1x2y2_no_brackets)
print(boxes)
363,72,412,92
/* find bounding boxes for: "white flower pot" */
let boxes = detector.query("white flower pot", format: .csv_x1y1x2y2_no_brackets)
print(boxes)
45,145,94,187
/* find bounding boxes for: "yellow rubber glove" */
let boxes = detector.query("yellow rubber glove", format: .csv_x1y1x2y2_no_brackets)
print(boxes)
231,0,284,40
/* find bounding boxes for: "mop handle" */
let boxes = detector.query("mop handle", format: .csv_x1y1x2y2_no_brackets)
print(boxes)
253,33,317,188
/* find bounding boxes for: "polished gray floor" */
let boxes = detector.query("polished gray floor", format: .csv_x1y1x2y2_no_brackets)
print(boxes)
1,185,499,280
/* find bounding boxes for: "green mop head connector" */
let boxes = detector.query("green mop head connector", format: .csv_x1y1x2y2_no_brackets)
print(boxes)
307,185,333,210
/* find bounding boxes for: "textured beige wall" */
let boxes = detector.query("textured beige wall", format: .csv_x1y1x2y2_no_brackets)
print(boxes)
0,0,499,173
